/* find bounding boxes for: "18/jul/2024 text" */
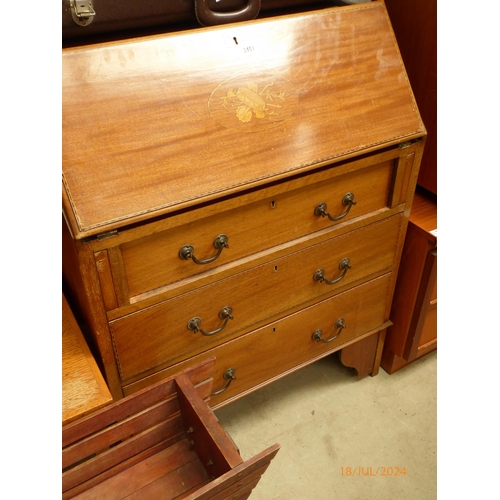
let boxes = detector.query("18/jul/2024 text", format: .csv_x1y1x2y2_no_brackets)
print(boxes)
340,467,407,477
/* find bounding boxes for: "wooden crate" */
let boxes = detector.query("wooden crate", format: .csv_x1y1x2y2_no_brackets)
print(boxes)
62,358,279,499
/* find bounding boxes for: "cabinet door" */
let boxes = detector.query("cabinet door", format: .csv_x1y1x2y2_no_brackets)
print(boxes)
404,249,437,360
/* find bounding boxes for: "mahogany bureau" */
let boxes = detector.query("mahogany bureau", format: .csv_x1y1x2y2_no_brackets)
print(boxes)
62,1,426,403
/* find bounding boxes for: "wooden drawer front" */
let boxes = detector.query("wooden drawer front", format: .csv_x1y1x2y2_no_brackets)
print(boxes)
110,216,401,382
120,159,394,299
124,273,392,400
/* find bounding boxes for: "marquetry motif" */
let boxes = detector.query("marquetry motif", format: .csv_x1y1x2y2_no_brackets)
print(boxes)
209,74,299,131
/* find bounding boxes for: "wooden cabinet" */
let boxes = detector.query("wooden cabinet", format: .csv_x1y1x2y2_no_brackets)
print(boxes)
381,188,437,373
381,0,438,372
62,2,426,402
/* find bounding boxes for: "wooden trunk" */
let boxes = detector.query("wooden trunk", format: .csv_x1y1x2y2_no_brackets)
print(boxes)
62,1,426,402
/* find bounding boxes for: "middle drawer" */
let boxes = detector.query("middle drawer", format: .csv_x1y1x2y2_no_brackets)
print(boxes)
110,215,402,383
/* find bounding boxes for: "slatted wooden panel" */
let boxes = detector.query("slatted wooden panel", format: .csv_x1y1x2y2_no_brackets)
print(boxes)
63,357,279,499
70,440,211,500
183,445,281,500
63,359,216,498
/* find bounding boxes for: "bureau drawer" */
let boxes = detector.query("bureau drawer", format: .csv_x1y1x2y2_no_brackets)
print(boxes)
120,159,394,298
111,216,401,383
123,273,392,401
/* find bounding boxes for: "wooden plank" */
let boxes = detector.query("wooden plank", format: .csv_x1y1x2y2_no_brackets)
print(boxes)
198,463,270,500
216,478,260,500
63,416,184,493
62,294,113,426
63,434,182,499
175,373,243,478
123,454,209,499
63,394,179,469
65,377,216,470
70,439,201,500
63,358,216,447
183,444,280,500
63,378,176,447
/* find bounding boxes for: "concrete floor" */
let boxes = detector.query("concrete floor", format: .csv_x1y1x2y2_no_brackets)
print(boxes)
215,350,437,500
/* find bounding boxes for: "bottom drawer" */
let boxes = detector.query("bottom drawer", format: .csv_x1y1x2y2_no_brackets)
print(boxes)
124,273,392,404
62,359,279,499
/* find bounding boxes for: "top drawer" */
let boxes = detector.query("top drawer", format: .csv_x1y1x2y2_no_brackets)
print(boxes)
119,158,395,299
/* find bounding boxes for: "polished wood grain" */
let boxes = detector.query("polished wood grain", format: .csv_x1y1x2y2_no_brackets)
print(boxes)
63,219,123,400
62,2,424,240
62,294,113,425
122,273,392,404
110,215,401,383
62,1,426,401
340,331,381,379
119,158,394,299
62,358,279,499
409,188,438,237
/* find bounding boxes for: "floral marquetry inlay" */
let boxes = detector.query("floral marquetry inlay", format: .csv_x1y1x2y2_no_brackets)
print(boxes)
209,74,299,131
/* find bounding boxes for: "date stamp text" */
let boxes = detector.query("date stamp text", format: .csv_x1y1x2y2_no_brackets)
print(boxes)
340,467,407,477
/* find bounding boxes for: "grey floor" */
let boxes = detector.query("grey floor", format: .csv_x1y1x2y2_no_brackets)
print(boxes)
215,350,437,500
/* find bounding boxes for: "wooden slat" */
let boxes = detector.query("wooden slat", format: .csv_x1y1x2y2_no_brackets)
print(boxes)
63,416,184,493
63,434,183,500
219,478,259,500
122,454,208,499
199,464,270,500
63,358,216,448
64,377,214,470
63,393,179,469
183,444,280,500
175,373,243,478
63,378,175,447
71,439,202,500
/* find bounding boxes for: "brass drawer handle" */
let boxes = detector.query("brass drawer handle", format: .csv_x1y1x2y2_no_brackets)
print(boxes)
211,368,236,396
187,306,234,336
313,258,351,285
179,234,229,265
312,318,346,343
314,192,356,221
